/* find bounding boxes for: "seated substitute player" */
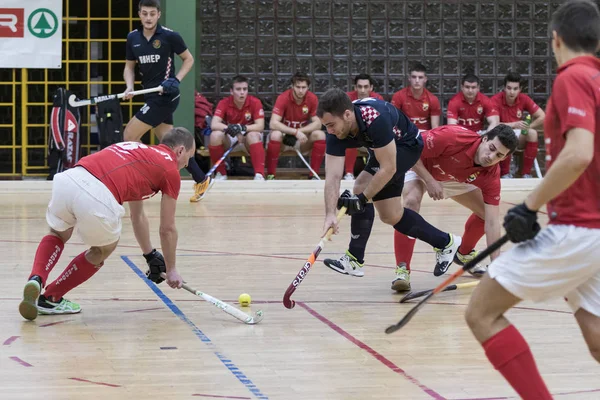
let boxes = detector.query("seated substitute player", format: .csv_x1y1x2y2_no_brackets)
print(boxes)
491,72,546,178
391,63,441,132
465,2,600,398
209,75,266,181
391,124,518,291
266,72,326,180
344,73,384,181
318,89,462,278
447,74,499,133
18,128,196,321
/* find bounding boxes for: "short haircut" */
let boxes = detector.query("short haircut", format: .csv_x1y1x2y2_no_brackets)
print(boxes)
231,75,248,89
139,0,161,11
317,88,353,118
291,72,311,87
410,63,427,74
161,127,195,151
484,124,519,155
503,72,522,87
462,74,480,85
550,0,600,53
354,73,375,86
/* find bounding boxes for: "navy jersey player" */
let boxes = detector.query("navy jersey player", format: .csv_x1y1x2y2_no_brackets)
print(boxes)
317,88,461,278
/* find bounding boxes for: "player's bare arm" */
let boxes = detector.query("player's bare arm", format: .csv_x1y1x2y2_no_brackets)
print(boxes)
269,114,297,135
412,159,443,200
174,49,194,82
529,108,546,131
159,193,182,288
525,128,594,211
298,116,322,135
245,118,264,133
323,154,344,236
483,203,501,260
362,141,397,200
486,115,499,130
210,115,229,132
430,115,440,129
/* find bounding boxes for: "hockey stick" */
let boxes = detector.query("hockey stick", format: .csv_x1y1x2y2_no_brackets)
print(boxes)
160,272,263,324
385,234,509,334
68,86,163,107
294,148,321,180
283,207,347,309
206,136,239,178
399,280,479,303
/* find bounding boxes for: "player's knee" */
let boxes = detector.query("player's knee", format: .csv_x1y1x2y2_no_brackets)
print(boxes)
464,302,489,332
403,196,421,212
311,130,326,141
246,131,262,144
210,130,225,145
527,128,538,142
268,130,283,142
378,212,400,226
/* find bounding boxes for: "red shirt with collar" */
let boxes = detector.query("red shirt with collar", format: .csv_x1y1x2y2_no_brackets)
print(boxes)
544,56,600,228
491,91,540,123
214,95,264,125
420,125,501,205
447,92,499,132
346,91,384,101
272,89,318,128
391,87,441,130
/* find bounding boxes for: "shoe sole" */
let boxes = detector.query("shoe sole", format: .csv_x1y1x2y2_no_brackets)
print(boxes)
19,281,41,321
37,307,82,316
391,279,411,292
434,236,462,276
323,261,364,277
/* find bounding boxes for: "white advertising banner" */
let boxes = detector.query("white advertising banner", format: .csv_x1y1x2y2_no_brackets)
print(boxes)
0,0,62,68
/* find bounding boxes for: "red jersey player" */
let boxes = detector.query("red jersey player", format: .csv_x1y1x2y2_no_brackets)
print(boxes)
392,124,518,290
391,63,441,131
344,73,384,180
491,72,546,178
266,72,326,179
466,2,600,398
209,75,266,182
447,74,499,132
18,128,196,321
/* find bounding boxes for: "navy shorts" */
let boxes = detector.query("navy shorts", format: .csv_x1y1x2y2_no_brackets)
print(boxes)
135,93,180,128
364,134,423,201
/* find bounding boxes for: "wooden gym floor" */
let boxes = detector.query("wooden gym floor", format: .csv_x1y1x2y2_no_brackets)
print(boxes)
0,181,598,400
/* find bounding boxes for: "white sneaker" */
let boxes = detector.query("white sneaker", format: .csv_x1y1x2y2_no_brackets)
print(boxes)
323,251,364,277
254,173,265,181
501,173,513,179
343,173,355,181
391,263,411,292
454,250,488,278
522,174,533,178
215,172,227,181
433,234,462,276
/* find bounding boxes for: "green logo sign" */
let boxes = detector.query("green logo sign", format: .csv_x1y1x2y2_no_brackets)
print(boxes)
27,8,59,39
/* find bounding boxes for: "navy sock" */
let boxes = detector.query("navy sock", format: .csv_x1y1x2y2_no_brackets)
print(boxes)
186,156,206,183
348,203,375,263
393,208,450,249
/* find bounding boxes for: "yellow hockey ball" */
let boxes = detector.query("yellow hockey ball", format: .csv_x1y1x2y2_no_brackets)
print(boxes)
238,293,251,307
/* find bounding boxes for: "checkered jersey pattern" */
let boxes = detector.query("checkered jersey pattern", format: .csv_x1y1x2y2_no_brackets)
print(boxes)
359,106,380,127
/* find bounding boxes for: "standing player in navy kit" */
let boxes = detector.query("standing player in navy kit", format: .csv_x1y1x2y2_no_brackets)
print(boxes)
122,0,202,279
318,88,461,278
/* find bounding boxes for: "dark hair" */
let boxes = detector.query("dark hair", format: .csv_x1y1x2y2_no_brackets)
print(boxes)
161,127,195,151
503,72,522,87
550,0,600,53
354,73,375,86
410,63,427,74
139,0,161,11
231,75,248,89
291,72,311,87
462,73,480,85
484,124,519,154
317,88,353,118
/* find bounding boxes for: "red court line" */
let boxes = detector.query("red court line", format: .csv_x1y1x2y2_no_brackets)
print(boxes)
9,356,33,367
297,301,445,400
69,377,121,388
39,320,71,327
3,336,19,345
123,307,163,313
192,394,252,399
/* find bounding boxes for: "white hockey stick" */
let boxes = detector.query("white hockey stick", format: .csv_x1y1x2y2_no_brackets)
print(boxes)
295,148,321,180
68,86,163,108
160,273,264,325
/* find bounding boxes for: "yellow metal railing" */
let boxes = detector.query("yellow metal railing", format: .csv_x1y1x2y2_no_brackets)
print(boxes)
0,70,19,177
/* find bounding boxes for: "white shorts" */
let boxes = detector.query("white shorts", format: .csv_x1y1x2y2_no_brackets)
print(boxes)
404,170,478,199
489,225,600,317
47,167,125,247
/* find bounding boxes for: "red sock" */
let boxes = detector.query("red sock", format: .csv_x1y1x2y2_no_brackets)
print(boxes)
394,230,416,271
310,140,326,177
500,156,511,176
345,148,358,175
30,235,65,286
483,325,552,399
521,141,538,175
208,145,227,175
249,142,265,177
266,140,281,176
458,213,485,255
43,251,103,302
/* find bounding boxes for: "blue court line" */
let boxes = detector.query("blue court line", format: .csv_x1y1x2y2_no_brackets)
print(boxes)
121,256,269,400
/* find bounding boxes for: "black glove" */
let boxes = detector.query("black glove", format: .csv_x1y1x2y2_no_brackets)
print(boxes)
503,203,541,243
282,134,298,147
337,190,369,215
224,123,247,137
144,249,166,284
160,77,180,95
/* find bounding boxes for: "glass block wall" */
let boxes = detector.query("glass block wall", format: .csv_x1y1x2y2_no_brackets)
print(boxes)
196,0,561,115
